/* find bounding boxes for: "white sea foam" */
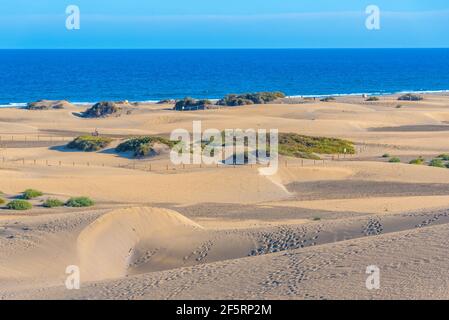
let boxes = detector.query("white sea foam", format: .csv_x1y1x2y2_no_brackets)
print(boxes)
288,89,449,99
0,102,27,108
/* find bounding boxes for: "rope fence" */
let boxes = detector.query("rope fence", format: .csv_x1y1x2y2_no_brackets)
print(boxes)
0,156,361,173
0,135,74,143
0,135,369,172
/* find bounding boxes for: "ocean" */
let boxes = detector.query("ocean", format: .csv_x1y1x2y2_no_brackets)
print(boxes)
1,49,449,106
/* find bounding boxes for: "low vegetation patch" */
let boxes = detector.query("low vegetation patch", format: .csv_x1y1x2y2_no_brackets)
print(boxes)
22,189,43,199
201,132,351,160
366,96,379,101
437,154,449,161
67,135,113,152
43,198,65,208
389,157,401,163
429,158,446,168
83,101,122,117
382,153,391,158
26,100,71,110
398,94,423,101
174,97,212,111
0,198,5,205
213,132,354,159
65,197,95,207
7,200,32,210
409,157,425,165
116,136,178,157
217,92,285,106
278,133,355,158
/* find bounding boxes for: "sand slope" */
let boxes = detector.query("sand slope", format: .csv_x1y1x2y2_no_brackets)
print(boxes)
77,207,203,281
2,94,449,299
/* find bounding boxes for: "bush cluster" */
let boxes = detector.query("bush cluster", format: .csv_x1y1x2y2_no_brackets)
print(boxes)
398,94,423,101
65,197,95,207
277,133,355,158
7,200,33,210
174,97,212,111
67,135,113,152
43,198,65,208
116,136,177,157
22,189,43,199
217,92,285,106
409,157,425,165
429,158,446,168
0,189,95,210
84,101,122,117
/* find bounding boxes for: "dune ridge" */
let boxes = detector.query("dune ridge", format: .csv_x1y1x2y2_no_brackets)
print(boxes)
77,207,203,281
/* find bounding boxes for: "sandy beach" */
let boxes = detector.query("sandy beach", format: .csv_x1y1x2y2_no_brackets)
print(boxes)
2,93,449,299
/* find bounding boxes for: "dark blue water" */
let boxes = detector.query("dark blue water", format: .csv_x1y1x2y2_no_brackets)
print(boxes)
1,49,449,106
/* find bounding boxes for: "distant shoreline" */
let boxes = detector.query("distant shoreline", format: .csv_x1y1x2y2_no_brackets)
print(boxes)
1,89,448,109
2,49,449,108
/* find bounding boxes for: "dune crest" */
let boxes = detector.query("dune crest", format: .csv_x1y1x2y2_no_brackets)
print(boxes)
77,207,203,281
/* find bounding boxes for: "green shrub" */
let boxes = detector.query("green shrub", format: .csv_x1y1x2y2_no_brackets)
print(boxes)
22,189,43,199
26,100,70,110
201,131,353,160
7,200,32,210
218,132,354,160
174,97,212,110
0,198,5,205
65,197,95,207
312,217,321,221
116,136,178,158
409,157,425,165
217,92,285,106
217,95,254,106
429,159,446,168
278,133,355,157
43,198,65,208
437,154,449,161
382,153,391,158
366,96,379,101
67,135,112,152
396,105,402,109
398,94,423,101
389,157,401,163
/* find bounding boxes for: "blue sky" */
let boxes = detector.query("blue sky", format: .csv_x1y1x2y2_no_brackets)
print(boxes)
1,0,449,48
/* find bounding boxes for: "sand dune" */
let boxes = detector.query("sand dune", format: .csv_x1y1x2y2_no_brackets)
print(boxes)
2,94,449,299
3,206,449,299
77,207,203,281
